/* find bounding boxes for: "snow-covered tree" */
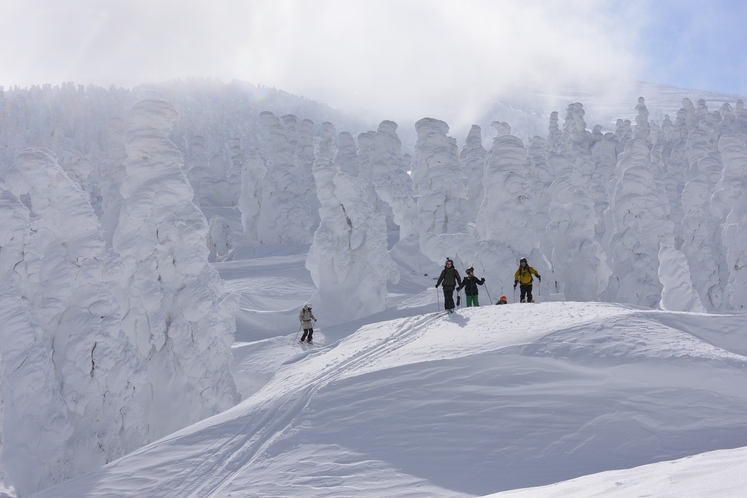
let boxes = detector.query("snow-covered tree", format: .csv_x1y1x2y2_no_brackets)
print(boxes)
715,134,747,309
355,130,383,219
295,118,321,225
356,131,375,183
561,103,595,186
97,116,129,247
113,100,238,440
0,181,74,497
475,127,533,251
371,120,418,240
238,147,266,242
335,131,359,177
546,176,610,301
604,100,676,307
658,244,706,312
410,118,468,235
257,112,317,245
525,134,555,274
547,111,562,154
681,153,726,310
184,134,241,208
207,215,236,262
185,134,210,204
735,99,747,134
590,130,618,235
307,123,399,323
460,125,487,223
2,149,148,496
614,118,632,157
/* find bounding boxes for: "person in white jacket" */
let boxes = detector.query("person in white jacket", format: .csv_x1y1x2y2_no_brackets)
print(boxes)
299,304,317,343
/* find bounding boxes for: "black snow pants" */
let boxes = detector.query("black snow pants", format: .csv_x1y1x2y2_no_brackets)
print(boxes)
443,286,456,310
520,284,533,303
301,328,314,342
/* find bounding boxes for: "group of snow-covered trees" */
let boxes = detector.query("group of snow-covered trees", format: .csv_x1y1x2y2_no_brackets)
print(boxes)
0,95,238,496
247,96,747,314
2,80,747,494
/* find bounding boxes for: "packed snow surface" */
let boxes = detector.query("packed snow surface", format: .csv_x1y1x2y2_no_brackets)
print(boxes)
36,250,747,498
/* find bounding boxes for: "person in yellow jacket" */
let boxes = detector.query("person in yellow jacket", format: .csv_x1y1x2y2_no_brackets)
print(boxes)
513,257,541,303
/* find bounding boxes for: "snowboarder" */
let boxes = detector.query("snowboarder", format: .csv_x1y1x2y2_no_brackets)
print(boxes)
458,267,485,307
497,296,508,305
513,257,541,303
435,258,462,313
299,303,317,343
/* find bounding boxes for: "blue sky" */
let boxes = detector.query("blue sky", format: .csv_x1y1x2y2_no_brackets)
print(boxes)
635,0,747,95
1,1,744,121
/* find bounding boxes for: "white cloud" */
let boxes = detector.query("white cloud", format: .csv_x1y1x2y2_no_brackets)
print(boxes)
0,0,646,125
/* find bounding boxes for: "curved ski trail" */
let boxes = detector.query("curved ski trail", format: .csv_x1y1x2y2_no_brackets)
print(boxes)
161,312,442,497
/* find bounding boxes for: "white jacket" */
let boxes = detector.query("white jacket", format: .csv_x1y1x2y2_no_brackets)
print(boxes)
299,307,316,328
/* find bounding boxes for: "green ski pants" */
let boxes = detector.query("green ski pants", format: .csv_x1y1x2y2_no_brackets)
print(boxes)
466,295,479,307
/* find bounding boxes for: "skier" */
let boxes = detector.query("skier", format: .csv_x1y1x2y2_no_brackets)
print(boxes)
299,303,317,343
435,258,462,313
513,257,541,303
497,296,508,305
458,267,485,307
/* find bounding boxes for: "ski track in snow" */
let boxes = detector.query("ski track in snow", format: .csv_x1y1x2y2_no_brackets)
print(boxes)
90,312,447,498
183,312,446,497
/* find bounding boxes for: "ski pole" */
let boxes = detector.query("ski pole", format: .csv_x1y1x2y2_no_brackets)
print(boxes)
484,281,492,304
513,285,516,303
435,286,441,311
293,323,303,343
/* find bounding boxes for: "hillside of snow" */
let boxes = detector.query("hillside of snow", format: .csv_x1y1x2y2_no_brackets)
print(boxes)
35,291,747,497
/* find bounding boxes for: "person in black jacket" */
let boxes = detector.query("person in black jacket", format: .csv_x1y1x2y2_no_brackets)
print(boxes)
458,267,485,307
435,258,462,313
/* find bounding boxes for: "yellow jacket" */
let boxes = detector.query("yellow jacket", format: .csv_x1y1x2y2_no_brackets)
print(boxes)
514,266,540,285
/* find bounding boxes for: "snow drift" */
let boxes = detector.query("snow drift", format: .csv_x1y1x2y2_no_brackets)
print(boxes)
35,302,747,497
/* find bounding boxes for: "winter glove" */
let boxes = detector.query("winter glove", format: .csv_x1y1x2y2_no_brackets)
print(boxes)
480,278,485,284
513,280,518,288
435,284,439,288
537,275,541,282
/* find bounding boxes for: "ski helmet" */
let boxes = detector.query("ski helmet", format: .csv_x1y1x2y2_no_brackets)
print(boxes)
519,257,528,264
466,267,474,273
305,303,312,309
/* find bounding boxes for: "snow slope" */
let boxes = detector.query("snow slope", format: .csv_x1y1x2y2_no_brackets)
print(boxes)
487,446,747,497
35,281,747,497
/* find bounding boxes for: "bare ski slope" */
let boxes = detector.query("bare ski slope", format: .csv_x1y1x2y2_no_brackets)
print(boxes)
36,298,747,497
